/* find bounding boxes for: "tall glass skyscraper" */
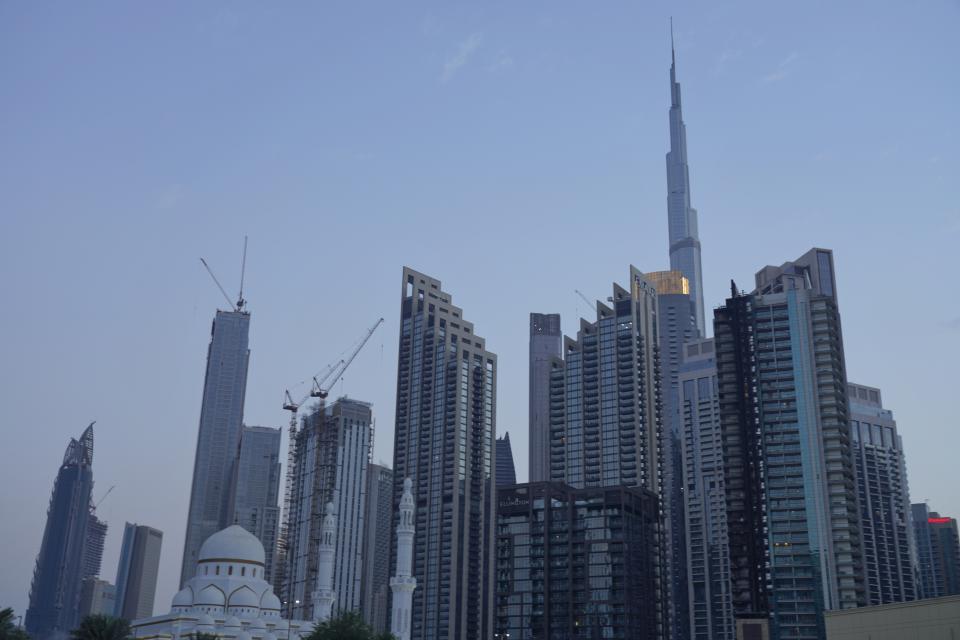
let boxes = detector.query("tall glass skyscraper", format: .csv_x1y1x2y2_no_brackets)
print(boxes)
912,504,960,599
362,463,394,634
26,424,105,640
392,268,497,640
229,425,282,585
180,309,251,587
114,523,163,620
666,38,705,336
528,313,561,482
715,249,863,640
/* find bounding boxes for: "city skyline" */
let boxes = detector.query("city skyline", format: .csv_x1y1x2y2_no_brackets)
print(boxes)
2,1,958,623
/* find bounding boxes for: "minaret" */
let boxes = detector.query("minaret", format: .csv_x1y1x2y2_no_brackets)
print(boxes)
312,501,337,622
666,20,706,336
390,478,416,640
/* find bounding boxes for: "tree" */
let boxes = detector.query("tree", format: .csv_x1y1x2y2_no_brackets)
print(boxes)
0,608,29,640
304,611,395,640
70,615,130,640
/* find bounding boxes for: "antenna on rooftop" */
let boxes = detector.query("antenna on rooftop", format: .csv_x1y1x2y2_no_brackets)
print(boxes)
237,235,248,311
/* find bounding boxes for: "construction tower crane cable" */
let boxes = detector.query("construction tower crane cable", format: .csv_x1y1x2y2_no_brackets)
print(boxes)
200,258,236,312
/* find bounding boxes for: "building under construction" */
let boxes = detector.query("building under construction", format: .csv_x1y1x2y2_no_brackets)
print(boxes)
281,397,373,620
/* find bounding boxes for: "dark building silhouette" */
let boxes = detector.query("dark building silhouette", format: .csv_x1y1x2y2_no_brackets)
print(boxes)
26,424,107,640
496,482,662,640
114,523,163,620
495,433,516,486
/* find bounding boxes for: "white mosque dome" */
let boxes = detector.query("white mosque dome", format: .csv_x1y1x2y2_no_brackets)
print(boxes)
198,525,266,566
195,585,226,607
229,586,260,609
223,616,242,629
172,587,193,609
260,591,281,612
196,614,215,629
249,618,267,631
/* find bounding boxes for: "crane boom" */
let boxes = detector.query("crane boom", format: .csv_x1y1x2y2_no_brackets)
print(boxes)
574,289,593,308
323,317,384,395
93,485,115,511
200,258,237,312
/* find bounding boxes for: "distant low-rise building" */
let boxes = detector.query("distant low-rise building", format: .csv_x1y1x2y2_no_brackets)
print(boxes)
913,505,960,599
824,594,960,640
79,578,116,617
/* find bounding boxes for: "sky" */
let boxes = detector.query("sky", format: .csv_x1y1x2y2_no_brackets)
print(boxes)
1,0,958,620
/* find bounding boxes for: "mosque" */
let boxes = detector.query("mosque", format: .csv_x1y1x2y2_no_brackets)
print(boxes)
129,525,314,639
129,478,417,640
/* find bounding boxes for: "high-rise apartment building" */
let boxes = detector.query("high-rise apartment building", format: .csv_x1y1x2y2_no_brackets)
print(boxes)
26,424,106,640
646,269,698,640
848,383,916,605
361,463,394,634
715,248,863,639
283,397,371,619
548,266,663,494
230,425,282,584
392,268,497,640
496,482,662,640
114,523,163,620
666,37,705,336
912,504,960,599
495,433,517,486
181,309,251,587
529,313,562,483
679,338,734,640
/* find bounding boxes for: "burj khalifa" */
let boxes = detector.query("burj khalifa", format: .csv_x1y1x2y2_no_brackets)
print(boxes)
666,33,706,335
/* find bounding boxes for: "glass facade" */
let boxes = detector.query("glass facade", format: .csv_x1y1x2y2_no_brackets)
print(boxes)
26,425,103,640
181,309,251,587
496,483,661,640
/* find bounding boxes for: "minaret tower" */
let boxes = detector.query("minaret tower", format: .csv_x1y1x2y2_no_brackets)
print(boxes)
390,478,417,640
666,19,706,336
312,501,337,622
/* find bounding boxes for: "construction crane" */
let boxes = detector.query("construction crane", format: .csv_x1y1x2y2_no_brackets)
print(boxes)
92,485,115,512
200,236,248,313
275,316,385,603
574,289,594,308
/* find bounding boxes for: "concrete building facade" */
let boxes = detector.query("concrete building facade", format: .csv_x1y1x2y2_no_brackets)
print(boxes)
529,313,562,483
391,268,497,640
679,338,734,640
848,383,917,605
282,398,371,620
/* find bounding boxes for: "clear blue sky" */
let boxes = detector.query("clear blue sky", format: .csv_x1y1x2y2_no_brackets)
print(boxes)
1,1,957,618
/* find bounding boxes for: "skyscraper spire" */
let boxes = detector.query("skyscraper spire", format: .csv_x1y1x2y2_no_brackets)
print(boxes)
665,22,706,335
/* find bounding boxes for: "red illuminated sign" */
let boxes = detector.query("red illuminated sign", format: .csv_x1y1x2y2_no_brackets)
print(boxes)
929,518,952,524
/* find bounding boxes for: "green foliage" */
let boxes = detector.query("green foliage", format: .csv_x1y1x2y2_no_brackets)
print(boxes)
70,615,130,640
0,608,29,640
304,611,395,640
